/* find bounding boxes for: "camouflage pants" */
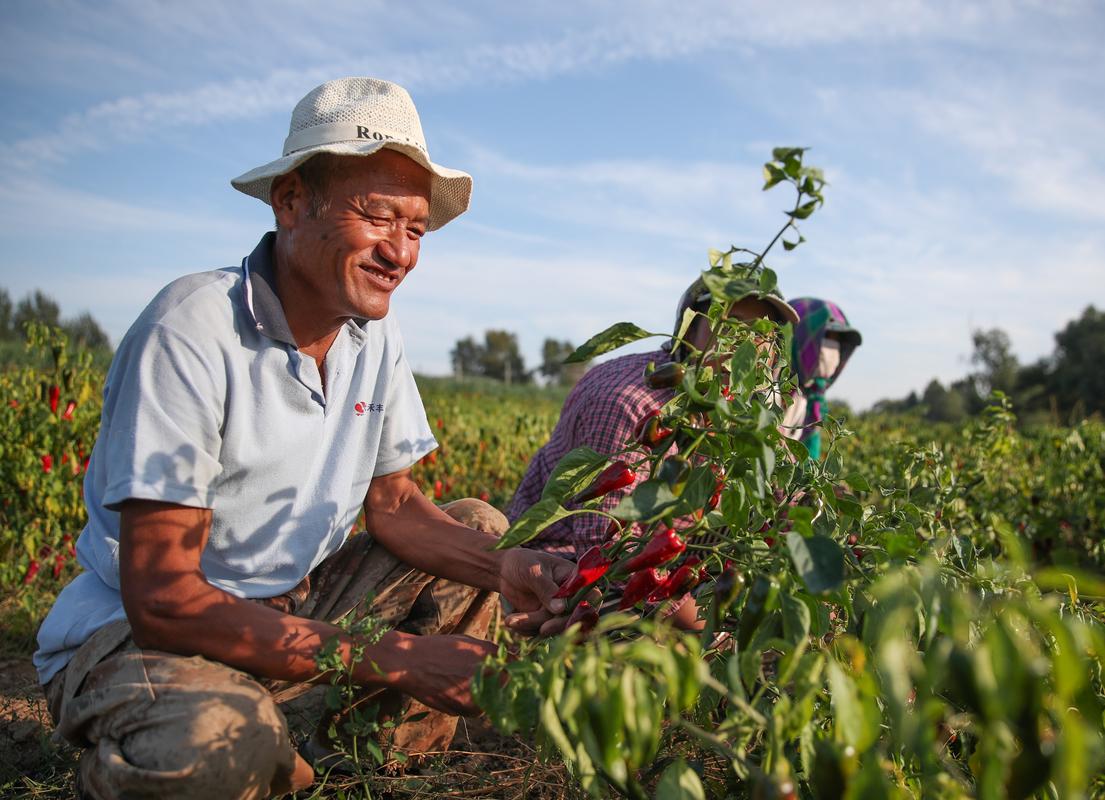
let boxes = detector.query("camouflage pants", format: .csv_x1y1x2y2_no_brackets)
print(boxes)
43,499,508,800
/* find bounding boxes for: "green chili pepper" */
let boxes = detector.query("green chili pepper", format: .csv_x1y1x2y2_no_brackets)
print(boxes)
657,455,691,494
736,574,779,650
645,362,685,389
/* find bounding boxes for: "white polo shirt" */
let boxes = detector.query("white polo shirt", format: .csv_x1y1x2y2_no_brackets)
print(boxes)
34,233,437,684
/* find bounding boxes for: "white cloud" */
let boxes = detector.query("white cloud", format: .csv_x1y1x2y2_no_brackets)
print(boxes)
0,177,255,238
7,0,1090,171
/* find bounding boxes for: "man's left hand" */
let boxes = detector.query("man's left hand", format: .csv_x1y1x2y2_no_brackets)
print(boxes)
497,550,576,636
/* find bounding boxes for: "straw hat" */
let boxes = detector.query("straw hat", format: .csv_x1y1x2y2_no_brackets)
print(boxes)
231,77,471,231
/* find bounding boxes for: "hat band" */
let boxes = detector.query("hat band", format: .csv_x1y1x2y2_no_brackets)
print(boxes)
282,122,428,157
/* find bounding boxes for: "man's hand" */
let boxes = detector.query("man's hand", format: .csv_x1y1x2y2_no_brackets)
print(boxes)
498,549,576,636
378,631,498,716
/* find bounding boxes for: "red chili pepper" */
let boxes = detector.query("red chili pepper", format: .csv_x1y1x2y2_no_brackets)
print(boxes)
618,568,664,609
52,553,66,580
48,385,60,414
61,400,77,421
553,546,612,598
566,600,599,635
648,556,704,601
633,408,674,448
478,490,490,502
23,560,40,584
41,454,53,473
622,527,686,573
572,461,635,503
433,480,443,500
8,399,18,409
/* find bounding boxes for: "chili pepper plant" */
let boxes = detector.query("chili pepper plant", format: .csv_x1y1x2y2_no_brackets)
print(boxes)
475,150,1105,799
0,323,101,648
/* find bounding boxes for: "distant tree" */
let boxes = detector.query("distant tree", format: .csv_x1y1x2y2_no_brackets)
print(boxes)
950,376,986,416
450,335,482,378
539,338,590,387
480,330,528,384
65,312,111,351
923,379,967,423
1014,358,1053,415
0,287,112,356
970,328,1018,397
14,290,61,335
0,288,12,340
450,330,530,384
1049,305,1105,417
540,339,573,381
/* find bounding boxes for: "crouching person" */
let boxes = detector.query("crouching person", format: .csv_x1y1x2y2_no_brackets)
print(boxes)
34,77,573,800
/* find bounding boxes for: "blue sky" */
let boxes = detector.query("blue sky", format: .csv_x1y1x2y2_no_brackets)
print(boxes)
1,1,1103,409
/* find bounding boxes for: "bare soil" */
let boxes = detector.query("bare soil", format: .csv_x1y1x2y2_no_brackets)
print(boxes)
0,656,578,800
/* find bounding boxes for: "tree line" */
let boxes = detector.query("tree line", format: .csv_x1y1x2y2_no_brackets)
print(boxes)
872,305,1104,423
450,331,590,386
0,287,111,353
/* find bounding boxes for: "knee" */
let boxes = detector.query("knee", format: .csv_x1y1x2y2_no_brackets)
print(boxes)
85,667,297,799
441,498,508,536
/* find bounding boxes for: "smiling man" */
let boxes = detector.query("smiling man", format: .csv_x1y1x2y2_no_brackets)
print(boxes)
34,78,574,799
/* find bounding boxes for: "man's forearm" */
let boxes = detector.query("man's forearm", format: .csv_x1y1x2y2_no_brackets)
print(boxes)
364,476,505,592
127,577,410,687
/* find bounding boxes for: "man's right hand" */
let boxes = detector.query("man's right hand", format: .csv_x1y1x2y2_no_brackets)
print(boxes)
368,630,497,716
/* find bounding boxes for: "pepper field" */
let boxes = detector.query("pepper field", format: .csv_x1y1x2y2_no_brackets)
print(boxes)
1,320,1103,799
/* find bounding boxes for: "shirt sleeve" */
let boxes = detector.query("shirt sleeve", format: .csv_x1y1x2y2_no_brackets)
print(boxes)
372,334,437,477
100,323,226,510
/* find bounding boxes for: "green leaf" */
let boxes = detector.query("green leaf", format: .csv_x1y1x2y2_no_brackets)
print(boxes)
825,660,877,754
785,505,815,537
781,593,811,645
761,442,776,480
656,759,706,800
784,436,810,462
758,267,778,294
787,199,819,220
565,322,655,363
762,163,787,190
781,235,806,251
676,466,716,513
786,533,845,594
541,447,607,501
700,269,759,305
844,473,870,492
610,479,680,522
495,498,572,549
729,340,758,380
772,146,806,162
674,307,697,349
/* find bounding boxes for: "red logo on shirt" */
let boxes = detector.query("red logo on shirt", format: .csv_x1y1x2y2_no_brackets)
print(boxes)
353,401,384,416
354,402,367,416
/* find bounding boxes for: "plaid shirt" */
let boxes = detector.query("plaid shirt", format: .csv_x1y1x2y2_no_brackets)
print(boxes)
506,349,676,560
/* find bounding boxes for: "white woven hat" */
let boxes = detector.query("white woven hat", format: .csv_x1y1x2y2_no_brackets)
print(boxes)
231,77,472,231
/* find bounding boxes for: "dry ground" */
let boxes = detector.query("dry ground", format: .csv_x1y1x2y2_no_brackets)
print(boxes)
0,656,580,800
